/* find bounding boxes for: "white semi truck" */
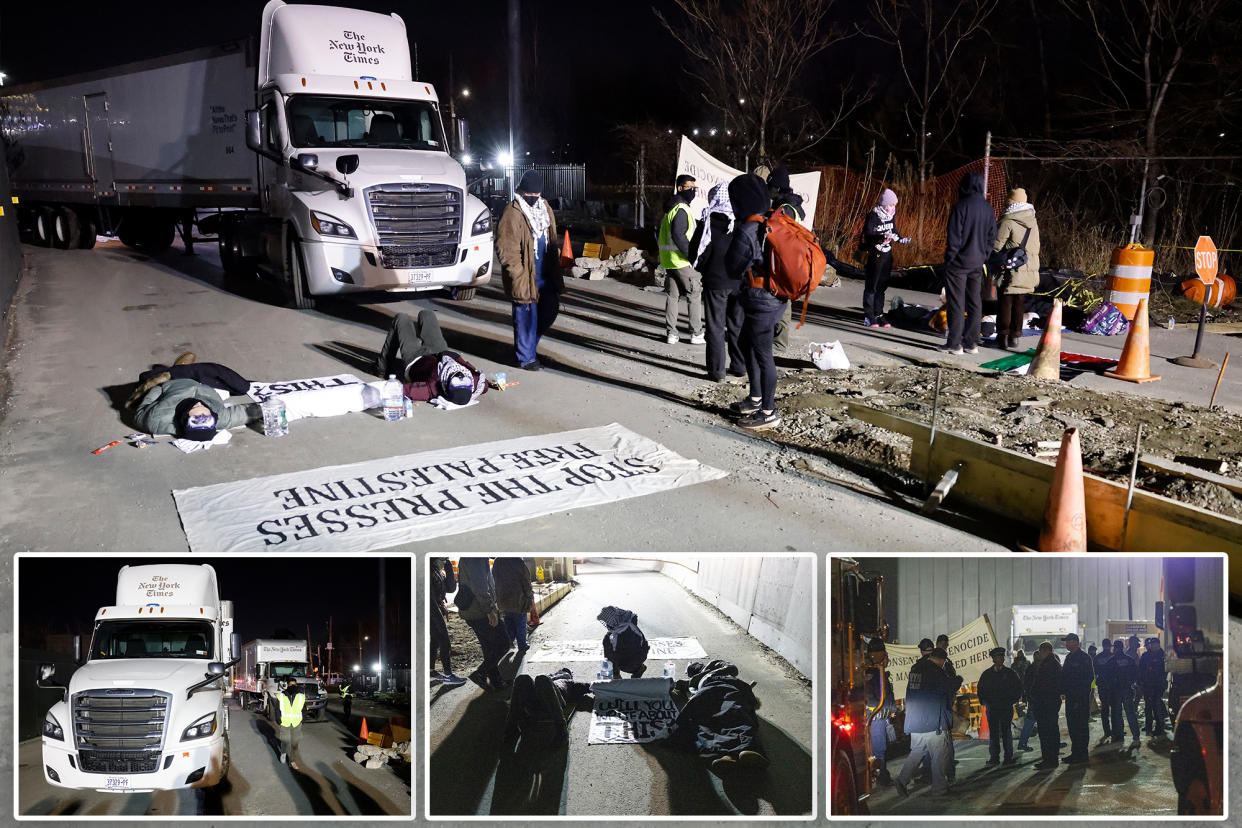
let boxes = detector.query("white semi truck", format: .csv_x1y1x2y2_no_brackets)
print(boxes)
1009,604,1080,658
36,564,238,793
234,639,327,720
0,0,492,309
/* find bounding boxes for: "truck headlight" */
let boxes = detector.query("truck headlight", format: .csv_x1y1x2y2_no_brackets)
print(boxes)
471,207,491,236
43,712,64,741
310,211,357,238
181,712,217,741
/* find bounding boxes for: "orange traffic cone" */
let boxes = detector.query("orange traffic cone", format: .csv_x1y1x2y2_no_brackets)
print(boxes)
559,230,573,267
1104,297,1161,383
359,717,369,742
1028,299,1063,380
1039,427,1087,552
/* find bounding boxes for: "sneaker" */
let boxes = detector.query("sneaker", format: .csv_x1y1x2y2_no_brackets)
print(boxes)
737,409,781,430
467,671,490,691
690,333,706,345
430,670,446,682
1018,744,1033,752
876,316,892,328
710,755,738,777
964,346,980,355
893,779,909,798
520,360,542,372
985,757,1000,766
1033,760,1058,770
737,750,769,769
1002,756,1017,766
666,333,680,344
937,344,964,355
729,397,762,416
877,769,892,786
441,673,467,687
862,317,875,328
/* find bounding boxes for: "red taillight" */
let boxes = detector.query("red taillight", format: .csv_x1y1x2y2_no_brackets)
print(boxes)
834,714,854,733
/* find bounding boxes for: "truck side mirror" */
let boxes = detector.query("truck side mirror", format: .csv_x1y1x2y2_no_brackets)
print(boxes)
231,632,241,662
336,154,360,175
38,663,56,681
292,153,319,172
73,634,82,666
37,663,69,701
207,662,226,676
245,110,262,152
1154,600,1165,630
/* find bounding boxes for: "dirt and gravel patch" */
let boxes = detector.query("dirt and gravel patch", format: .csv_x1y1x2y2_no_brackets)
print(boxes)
693,362,1242,520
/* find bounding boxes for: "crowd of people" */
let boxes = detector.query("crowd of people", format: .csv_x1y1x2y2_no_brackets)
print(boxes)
865,631,1172,798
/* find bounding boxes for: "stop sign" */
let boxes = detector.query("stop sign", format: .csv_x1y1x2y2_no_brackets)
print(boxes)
1194,236,1218,285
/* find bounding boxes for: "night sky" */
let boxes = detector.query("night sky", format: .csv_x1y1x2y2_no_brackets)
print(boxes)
16,556,411,669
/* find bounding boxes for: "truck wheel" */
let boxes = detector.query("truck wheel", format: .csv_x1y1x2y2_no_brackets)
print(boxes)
831,747,863,815
450,287,476,301
33,208,55,247
78,211,98,249
219,735,231,783
118,216,141,248
52,207,81,249
285,232,315,310
140,218,175,252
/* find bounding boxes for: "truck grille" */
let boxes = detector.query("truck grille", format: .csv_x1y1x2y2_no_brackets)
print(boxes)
72,689,169,773
366,183,462,270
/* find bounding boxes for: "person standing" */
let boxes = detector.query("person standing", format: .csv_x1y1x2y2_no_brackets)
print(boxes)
767,166,805,352
339,680,353,723
1094,638,1116,742
865,637,897,785
1139,637,1169,740
492,557,535,654
725,173,788,430
991,187,1040,349
429,557,466,687
860,188,909,328
935,633,959,780
1016,649,1037,752
497,170,563,371
456,557,512,692
894,647,959,797
659,174,706,345
1111,639,1142,745
692,183,746,382
1060,633,1095,764
978,646,1023,766
1012,649,1030,682
941,171,997,355
1029,641,1063,770
276,678,305,770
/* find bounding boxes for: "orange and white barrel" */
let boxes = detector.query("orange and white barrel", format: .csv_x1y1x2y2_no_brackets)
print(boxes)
1181,274,1237,309
1106,244,1154,320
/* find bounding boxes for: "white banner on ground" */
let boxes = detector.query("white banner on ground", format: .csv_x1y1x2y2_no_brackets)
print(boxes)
674,136,820,230
588,678,679,745
247,374,365,401
528,637,708,663
173,423,728,552
883,614,999,703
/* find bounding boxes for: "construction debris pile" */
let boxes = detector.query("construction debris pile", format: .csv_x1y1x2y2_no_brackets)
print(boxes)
694,364,1242,520
570,247,651,281
353,741,411,769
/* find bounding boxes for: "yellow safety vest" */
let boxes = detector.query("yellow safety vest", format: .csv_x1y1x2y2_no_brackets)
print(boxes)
658,201,696,270
277,692,305,727
340,684,352,699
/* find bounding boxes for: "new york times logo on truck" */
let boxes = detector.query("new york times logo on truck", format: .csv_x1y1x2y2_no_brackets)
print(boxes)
137,575,182,599
327,30,385,65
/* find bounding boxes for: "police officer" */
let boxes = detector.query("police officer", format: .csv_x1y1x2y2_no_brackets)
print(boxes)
977,646,1022,766
277,678,306,770
658,174,705,345
1139,637,1169,740
1094,638,1116,742
934,634,958,780
894,647,960,797
864,637,896,785
1029,641,1063,770
339,680,353,723
1060,633,1094,764
1110,639,1141,745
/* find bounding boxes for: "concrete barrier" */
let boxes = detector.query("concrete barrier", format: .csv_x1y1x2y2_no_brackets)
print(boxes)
0,159,24,344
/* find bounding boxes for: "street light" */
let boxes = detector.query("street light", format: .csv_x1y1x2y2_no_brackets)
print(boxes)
738,98,745,105
461,88,470,98
497,151,513,166
352,663,361,672
0,71,7,87
372,662,381,672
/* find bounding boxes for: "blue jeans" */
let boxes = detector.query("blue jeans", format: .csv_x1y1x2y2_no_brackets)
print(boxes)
512,290,560,365
739,287,788,410
870,715,894,771
502,611,528,650
1018,710,1036,747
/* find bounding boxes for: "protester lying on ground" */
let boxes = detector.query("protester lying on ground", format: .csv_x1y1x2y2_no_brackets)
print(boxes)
597,605,649,678
665,659,769,777
502,668,593,752
126,351,250,408
129,352,260,440
376,310,488,407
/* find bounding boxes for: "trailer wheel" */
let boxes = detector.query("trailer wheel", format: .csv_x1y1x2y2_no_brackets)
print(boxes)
52,207,81,249
285,231,315,310
831,747,865,815
33,208,55,247
140,218,175,252
449,287,476,301
77,211,98,249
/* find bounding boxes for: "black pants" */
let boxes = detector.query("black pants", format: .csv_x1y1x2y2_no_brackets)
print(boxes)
465,616,511,687
1144,687,1168,733
1112,690,1140,739
1065,693,1090,757
997,293,1025,344
985,704,1014,761
740,287,788,410
378,310,449,378
429,605,453,674
943,266,983,349
1098,686,1114,737
703,287,746,380
342,696,352,720
1034,699,1062,765
862,251,893,321
505,671,572,744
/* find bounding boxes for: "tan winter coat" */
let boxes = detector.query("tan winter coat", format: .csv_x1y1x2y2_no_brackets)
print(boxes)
496,198,564,303
993,205,1040,295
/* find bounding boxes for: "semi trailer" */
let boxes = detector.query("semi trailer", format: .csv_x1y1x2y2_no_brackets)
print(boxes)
0,0,493,309
234,638,327,720
36,564,238,793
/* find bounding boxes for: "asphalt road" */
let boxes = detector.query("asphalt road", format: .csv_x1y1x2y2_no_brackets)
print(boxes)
16,696,410,816
0,239,1004,551
426,559,813,817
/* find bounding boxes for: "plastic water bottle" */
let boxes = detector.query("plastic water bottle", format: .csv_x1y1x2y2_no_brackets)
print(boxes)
663,661,676,679
403,397,414,419
494,371,507,390
1167,316,1175,330
598,659,613,680
260,396,288,438
383,375,404,422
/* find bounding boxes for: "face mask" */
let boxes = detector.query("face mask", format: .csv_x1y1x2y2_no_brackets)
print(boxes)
522,194,539,206
680,188,697,203
883,205,896,217
188,412,215,429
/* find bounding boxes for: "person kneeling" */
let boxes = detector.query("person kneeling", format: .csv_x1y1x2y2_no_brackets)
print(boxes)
598,605,649,678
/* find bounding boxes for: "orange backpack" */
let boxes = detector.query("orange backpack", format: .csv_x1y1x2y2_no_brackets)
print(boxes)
746,210,827,329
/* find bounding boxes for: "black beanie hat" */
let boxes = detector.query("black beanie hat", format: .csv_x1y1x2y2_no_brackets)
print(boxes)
516,170,543,194
173,397,218,442
728,173,770,220
767,165,791,192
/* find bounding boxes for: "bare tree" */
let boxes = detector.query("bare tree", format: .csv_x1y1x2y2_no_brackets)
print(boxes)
655,0,860,162
860,0,1000,182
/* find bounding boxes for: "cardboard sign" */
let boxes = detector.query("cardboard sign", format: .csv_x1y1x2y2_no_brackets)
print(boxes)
588,678,679,744
881,614,1000,702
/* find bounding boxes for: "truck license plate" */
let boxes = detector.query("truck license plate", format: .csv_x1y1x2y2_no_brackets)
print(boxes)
105,776,132,791
407,270,434,284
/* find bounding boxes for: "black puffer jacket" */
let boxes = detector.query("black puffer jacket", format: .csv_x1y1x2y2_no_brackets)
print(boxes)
598,606,649,670
666,659,761,759
944,171,997,271
725,173,770,281
691,212,739,292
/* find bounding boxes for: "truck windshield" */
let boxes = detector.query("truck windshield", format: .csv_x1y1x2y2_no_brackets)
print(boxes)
1016,635,1065,655
91,620,215,660
271,662,310,679
286,96,445,151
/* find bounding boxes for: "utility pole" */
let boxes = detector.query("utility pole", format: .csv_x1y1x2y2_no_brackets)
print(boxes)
379,558,388,692
507,0,521,199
